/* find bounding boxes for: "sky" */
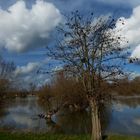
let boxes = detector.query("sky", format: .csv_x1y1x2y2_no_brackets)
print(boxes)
0,0,140,89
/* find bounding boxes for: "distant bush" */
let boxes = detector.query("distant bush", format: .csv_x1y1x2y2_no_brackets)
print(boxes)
112,76,140,96
37,71,88,111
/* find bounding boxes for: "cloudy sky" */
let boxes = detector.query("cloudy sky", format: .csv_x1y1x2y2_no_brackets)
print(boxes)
1,0,140,88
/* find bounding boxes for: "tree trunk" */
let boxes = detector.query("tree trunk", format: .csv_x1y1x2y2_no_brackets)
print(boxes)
90,99,102,140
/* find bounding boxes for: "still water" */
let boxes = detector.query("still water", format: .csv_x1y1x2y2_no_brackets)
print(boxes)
0,96,140,135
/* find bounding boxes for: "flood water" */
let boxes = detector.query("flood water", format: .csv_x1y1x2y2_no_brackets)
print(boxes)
0,96,140,135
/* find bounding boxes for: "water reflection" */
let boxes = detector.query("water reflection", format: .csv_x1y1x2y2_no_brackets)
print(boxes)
116,97,140,108
56,110,91,134
106,98,140,136
0,96,47,132
0,96,140,135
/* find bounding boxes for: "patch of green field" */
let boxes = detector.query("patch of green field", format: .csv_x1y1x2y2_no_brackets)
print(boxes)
108,135,140,140
0,133,89,140
0,132,140,140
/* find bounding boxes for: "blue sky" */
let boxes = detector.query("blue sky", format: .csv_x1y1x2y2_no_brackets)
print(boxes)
1,0,140,88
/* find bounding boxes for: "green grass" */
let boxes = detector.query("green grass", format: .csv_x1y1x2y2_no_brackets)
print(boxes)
0,132,140,140
108,135,140,140
0,133,89,140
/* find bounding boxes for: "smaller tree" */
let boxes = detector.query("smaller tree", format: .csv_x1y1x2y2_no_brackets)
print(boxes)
0,79,9,98
0,56,15,79
0,56,16,99
38,71,88,117
29,82,36,95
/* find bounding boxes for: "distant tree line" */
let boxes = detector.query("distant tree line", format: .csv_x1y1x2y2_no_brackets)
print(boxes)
37,71,140,113
112,76,140,96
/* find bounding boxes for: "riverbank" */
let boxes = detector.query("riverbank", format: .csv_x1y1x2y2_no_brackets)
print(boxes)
0,133,140,140
0,133,89,140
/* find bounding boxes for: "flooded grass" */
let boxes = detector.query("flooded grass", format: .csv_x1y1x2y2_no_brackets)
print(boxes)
1,96,140,136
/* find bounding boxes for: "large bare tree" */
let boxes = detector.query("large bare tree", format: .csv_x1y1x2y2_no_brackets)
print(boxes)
46,11,129,140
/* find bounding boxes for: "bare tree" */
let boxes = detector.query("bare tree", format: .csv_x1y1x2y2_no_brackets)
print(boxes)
38,71,88,121
29,82,36,95
0,56,16,98
46,11,129,140
0,56,15,79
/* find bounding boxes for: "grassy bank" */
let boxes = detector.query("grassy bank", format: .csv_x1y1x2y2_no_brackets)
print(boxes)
108,135,140,140
0,132,140,140
0,133,89,140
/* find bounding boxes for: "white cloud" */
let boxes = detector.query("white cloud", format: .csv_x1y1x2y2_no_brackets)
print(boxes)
13,58,52,89
52,65,63,72
116,5,140,58
130,72,140,79
0,0,62,52
15,62,40,75
18,72,50,89
131,45,140,58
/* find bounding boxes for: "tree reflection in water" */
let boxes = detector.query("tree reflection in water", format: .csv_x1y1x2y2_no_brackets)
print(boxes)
116,97,140,108
52,110,91,134
1,96,140,134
